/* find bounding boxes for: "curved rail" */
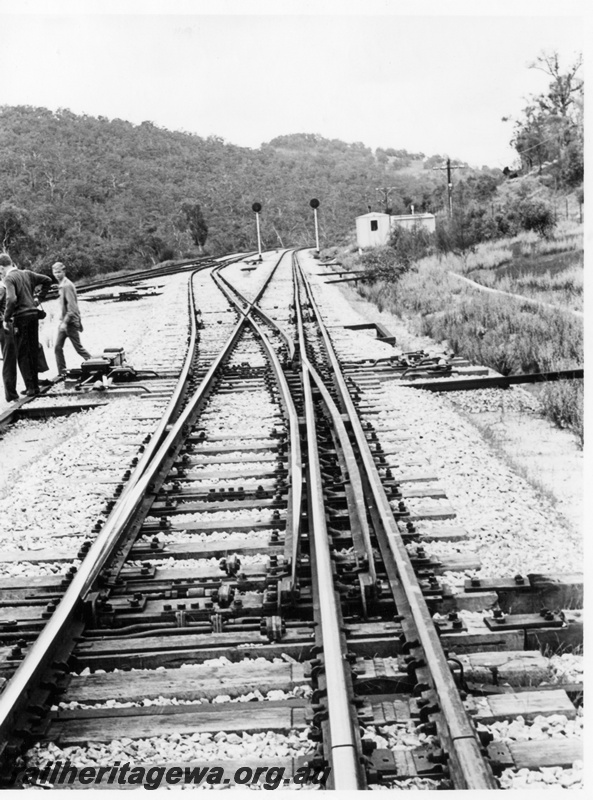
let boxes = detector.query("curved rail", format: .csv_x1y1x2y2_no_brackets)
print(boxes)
216,250,296,362
0,270,251,745
294,250,497,790
213,251,366,786
133,255,254,477
132,264,202,477
0,249,499,789
301,362,363,790
294,274,365,789
0,253,248,432
210,258,302,593
293,262,377,588
218,251,377,590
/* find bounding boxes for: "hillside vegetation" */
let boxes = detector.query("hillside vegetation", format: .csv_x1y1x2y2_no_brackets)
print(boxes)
349,224,583,444
0,108,484,279
334,51,584,443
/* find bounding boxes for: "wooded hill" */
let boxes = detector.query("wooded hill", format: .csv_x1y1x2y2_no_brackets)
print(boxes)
0,106,502,279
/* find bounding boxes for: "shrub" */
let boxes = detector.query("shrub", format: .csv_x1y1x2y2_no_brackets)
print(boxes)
435,204,501,257
388,223,433,267
518,198,555,237
494,176,556,238
360,246,409,281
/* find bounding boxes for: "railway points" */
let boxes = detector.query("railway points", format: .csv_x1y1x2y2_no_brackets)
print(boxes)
0,248,583,791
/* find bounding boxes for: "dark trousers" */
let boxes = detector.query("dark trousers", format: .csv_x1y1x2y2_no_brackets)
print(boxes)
14,312,40,393
0,326,18,401
54,323,91,374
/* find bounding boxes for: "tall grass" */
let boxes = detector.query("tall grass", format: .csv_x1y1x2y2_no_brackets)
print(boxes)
440,222,584,316
519,219,582,255
463,243,513,272
538,382,584,448
462,262,583,312
456,221,583,274
355,258,584,443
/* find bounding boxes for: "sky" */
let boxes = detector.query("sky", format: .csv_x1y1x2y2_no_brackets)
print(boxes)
0,0,586,169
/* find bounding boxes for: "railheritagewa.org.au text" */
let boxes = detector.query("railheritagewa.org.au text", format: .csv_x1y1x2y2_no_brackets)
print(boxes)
18,760,332,790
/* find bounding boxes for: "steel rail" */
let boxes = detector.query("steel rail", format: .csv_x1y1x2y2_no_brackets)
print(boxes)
1,263,205,479
217,250,288,308
294,251,497,790
131,265,204,478
240,297,296,363
303,363,377,585
216,250,296,362
76,261,208,292
42,258,211,302
0,254,263,737
216,252,376,593
300,349,363,791
45,252,248,301
0,289,252,749
290,263,364,789
0,255,246,433
211,268,303,593
66,252,250,295
218,253,367,783
243,318,302,594
291,266,376,586
132,257,253,477
76,252,250,293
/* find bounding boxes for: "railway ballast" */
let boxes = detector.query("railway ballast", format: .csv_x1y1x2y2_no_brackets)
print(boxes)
0,249,582,791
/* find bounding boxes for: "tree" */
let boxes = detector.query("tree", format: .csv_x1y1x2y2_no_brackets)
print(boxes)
132,222,174,265
530,51,583,118
0,201,29,253
0,105,515,274
494,176,556,238
179,201,208,253
507,51,583,188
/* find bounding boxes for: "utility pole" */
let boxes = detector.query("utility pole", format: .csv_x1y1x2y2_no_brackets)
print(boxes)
432,158,466,218
375,186,397,214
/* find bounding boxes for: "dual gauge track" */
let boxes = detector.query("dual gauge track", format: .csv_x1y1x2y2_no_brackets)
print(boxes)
0,250,581,790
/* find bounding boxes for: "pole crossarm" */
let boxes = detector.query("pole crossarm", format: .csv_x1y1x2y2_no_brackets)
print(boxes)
375,186,398,213
432,158,468,217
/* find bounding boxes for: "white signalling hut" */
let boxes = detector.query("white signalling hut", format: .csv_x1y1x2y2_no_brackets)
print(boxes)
356,211,436,249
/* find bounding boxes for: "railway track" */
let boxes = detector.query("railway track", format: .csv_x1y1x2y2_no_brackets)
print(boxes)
0,254,253,637
0,255,227,430
0,249,583,790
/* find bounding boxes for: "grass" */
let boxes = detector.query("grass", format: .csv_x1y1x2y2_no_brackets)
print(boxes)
352,226,584,445
458,221,582,275
458,222,583,313
460,411,573,508
473,265,583,313
538,381,584,449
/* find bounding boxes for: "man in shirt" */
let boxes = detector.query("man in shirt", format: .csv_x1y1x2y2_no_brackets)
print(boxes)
1,254,52,396
0,254,19,401
52,262,92,374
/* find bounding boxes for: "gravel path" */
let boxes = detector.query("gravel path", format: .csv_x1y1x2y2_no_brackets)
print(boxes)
448,270,584,319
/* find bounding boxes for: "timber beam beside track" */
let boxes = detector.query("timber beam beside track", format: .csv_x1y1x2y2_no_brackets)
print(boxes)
401,368,583,392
